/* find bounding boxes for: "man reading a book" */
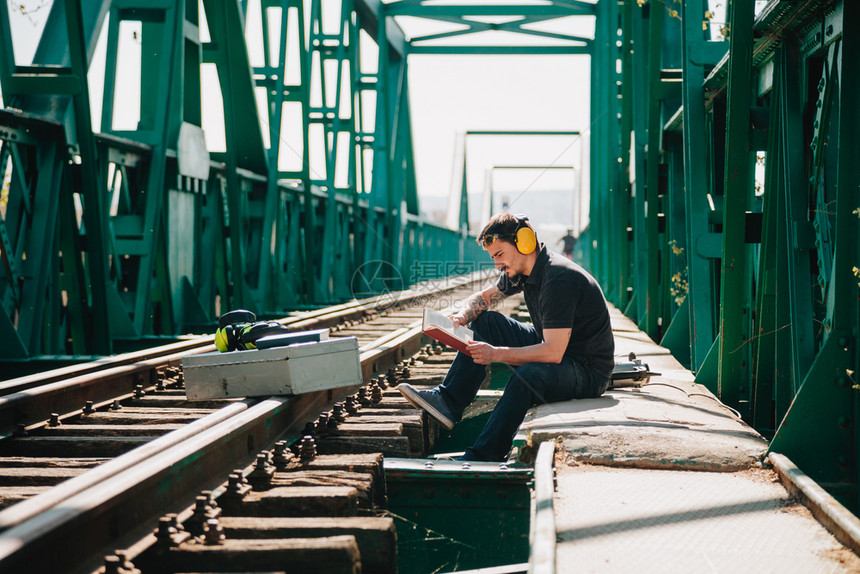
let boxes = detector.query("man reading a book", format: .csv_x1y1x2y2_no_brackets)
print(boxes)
398,213,615,461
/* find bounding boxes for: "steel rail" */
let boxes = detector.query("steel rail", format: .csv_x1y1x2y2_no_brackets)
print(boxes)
0,272,488,436
0,400,254,530
0,272,484,397
0,277,486,572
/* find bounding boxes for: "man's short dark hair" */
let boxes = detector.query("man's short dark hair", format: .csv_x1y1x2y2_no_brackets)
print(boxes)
478,212,531,243
477,212,535,246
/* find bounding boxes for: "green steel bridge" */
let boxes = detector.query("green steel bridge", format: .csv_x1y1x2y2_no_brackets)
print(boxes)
0,0,858,511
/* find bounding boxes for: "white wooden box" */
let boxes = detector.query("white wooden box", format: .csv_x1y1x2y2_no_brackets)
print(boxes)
181,337,362,400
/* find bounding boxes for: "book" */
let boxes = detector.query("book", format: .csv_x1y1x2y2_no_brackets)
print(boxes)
422,308,474,355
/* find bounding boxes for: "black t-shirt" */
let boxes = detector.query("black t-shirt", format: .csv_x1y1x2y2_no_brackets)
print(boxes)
497,245,615,379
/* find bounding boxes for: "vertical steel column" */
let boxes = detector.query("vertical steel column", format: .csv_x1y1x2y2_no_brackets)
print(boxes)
751,60,782,430
202,0,269,311
254,0,322,310
642,3,662,339
617,0,634,309
255,0,297,309
628,2,647,324
717,0,754,409
592,0,623,306
679,0,722,371
370,2,400,278
307,0,360,302
777,47,815,389
65,0,112,353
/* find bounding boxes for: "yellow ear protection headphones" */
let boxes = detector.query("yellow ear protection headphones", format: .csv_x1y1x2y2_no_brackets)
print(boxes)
214,309,291,352
511,214,537,255
480,214,537,255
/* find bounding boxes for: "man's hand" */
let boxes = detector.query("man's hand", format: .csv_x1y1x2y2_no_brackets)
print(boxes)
450,312,469,328
466,341,501,365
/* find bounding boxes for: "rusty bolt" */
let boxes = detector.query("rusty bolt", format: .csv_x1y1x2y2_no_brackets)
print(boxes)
326,413,339,433
332,402,346,422
344,396,359,416
370,381,383,404
185,496,214,536
316,412,330,433
83,401,95,415
48,413,61,427
200,490,217,508
112,551,140,574
299,435,317,462
111,399,122,411
357,387,371,407
248,453,275,489
226,472,245,493
401,366,411,379
273,440,295,469
155,516,182,547
203,517,225,545
134,385,145,399
194,495,212,515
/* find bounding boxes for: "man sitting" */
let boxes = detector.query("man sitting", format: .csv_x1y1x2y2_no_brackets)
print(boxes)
399,213,615,461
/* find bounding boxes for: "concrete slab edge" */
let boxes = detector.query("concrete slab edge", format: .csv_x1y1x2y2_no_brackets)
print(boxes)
528,430,764,472
769,452,860,556
529,441,556,574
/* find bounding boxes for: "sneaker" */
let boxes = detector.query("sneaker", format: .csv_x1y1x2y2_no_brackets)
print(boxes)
397,383,455,430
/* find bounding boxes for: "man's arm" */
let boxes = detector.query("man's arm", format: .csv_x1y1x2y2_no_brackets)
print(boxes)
451,285,506,327
467,327,571,366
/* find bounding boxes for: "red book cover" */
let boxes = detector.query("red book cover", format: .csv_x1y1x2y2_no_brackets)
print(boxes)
422,309,474,356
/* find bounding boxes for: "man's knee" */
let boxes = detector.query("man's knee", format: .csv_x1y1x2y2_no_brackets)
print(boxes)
470,310,506,337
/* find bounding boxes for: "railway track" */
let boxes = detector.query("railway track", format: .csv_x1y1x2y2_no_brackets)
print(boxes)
0,271,542,574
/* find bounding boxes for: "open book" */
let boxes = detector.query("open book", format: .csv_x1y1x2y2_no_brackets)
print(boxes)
422,308,474,355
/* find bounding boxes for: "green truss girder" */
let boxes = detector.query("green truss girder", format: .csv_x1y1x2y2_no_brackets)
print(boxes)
589,0,857,508
388,0,593,55
0,0,486,361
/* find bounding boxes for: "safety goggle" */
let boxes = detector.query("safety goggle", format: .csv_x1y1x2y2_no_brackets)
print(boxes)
479,234,515,250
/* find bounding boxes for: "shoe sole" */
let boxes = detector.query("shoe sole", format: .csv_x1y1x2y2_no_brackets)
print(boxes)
397,384,455,430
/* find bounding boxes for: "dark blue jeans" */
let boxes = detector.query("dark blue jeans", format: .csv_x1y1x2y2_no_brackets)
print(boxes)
437,311,609,461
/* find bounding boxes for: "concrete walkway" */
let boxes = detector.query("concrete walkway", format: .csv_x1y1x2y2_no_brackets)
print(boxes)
518,308,766,471
516,306,860,572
